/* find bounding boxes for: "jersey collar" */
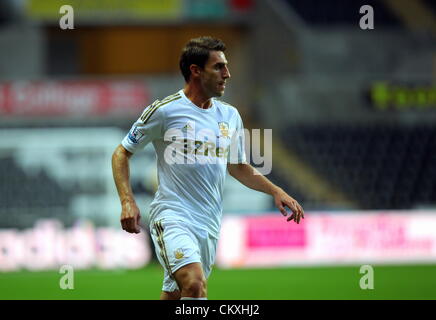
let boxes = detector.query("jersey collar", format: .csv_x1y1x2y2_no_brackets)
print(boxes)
179,89,216,113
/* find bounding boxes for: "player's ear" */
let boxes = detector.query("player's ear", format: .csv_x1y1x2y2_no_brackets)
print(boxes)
189,64,201,79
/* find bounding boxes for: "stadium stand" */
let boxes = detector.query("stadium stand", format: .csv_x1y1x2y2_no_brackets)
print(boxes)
279,124,436,210
0,157,73,228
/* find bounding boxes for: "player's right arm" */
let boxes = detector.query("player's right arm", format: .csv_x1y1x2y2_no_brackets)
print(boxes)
112,101,165,233
112,144,141,234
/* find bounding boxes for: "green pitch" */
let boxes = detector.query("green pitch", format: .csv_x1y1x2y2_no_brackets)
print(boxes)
1,263,435,300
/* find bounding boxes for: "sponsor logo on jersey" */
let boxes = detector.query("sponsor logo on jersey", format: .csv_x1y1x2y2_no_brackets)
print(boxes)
163,121,244,164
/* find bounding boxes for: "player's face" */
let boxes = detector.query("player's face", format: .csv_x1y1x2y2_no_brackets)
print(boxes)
200,51,231,98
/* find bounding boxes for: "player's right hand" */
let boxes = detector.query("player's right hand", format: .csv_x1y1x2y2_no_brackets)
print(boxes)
120,200,141,233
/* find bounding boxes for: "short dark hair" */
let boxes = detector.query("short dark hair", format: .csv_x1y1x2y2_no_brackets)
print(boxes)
179,36,226,82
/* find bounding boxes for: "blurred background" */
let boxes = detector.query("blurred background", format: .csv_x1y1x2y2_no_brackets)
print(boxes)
0,0,436,299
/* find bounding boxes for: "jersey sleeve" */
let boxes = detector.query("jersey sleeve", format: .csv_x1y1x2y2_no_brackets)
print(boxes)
228,111,247,164
121,102,164,153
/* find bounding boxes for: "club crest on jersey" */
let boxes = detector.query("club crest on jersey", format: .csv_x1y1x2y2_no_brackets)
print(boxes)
174,248,185,259
128,126,144,144
218,122,230,138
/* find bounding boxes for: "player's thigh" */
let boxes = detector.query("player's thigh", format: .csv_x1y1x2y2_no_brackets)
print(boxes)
186,225,217,280
200,234,218,279
150,219,202,277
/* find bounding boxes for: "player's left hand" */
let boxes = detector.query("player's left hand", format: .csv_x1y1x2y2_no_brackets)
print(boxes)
273,188,305,224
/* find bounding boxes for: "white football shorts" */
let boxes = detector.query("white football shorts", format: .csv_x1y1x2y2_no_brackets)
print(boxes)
150,218,218,292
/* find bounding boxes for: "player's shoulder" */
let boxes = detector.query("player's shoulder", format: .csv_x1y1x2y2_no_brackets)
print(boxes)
138,91,183,122
152,91,184,110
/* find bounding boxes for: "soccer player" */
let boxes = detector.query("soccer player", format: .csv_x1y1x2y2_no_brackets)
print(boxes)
112,36,304,300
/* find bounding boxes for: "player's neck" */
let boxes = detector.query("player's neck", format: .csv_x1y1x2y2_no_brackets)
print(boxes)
183,85,213,110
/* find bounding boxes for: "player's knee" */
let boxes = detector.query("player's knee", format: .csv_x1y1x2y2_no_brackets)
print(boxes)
183,277,207,297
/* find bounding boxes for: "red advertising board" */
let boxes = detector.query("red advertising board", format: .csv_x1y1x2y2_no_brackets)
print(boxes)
0,80,149,117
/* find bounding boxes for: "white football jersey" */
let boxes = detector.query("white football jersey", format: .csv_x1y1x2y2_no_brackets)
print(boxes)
121,89,246,238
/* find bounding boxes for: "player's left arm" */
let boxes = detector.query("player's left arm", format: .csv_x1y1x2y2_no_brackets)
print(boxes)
227,163,304,224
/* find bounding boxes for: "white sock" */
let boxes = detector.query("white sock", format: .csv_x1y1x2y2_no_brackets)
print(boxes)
180,297,208,300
